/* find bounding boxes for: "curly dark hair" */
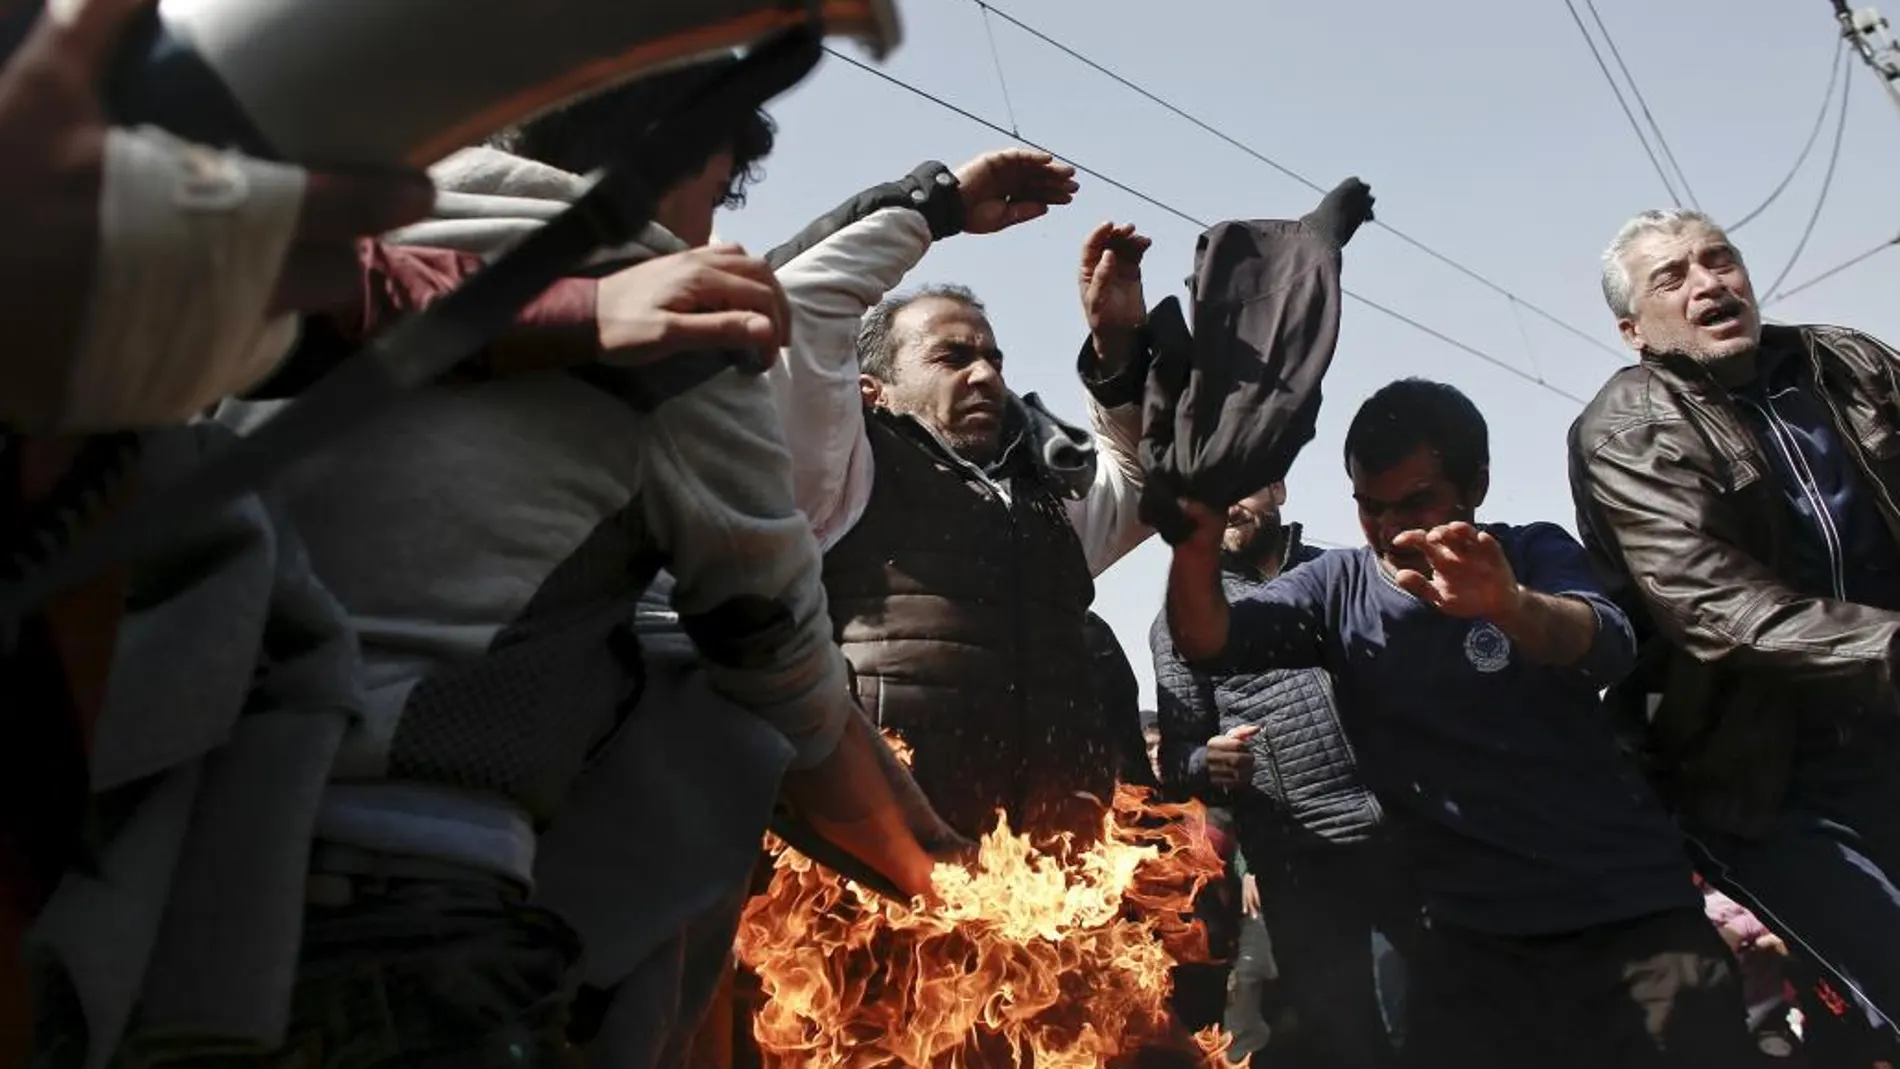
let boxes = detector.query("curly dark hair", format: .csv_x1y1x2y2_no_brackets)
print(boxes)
489,57,776,207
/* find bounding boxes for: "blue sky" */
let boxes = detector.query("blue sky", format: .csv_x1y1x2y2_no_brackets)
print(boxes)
718,0,1900,706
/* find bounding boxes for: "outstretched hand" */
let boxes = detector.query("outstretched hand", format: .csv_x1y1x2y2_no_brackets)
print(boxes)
953,148,1078,234
1389,522,1523,620
1079,221,1151,370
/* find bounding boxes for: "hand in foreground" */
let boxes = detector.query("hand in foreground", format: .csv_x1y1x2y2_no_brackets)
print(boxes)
1389,522,1523,621
595,244,790,367
779,711,951,902
953,148,1078,235
1079,221,1152,370
1205,723,1259,789
1240,872,1262,919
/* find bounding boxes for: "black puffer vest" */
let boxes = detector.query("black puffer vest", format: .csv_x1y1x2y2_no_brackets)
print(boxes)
823,409,1108,841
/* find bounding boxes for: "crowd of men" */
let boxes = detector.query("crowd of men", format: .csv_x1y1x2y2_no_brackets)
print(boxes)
4,1,1900,1067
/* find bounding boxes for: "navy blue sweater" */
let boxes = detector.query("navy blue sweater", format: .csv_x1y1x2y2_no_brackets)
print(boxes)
1202,522,1695,936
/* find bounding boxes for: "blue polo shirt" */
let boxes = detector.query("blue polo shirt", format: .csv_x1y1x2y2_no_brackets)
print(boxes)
1208,522,1696,936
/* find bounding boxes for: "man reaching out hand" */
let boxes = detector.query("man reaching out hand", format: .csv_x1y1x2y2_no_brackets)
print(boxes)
1165,378,1755,1069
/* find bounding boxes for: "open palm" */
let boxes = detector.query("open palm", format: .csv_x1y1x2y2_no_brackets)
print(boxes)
953,148,1078,234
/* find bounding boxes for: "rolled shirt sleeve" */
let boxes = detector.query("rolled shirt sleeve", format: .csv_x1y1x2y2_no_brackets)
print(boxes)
1514,522,1639,692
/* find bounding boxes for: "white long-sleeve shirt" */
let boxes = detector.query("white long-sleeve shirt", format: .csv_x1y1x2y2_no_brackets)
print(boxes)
766,202,1152,577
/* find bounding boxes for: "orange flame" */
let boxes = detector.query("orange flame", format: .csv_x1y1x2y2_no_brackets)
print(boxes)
736,778,1246,1067
1191,1025,1252,1069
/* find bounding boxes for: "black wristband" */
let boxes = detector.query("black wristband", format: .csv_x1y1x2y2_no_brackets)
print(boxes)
902,161,966,240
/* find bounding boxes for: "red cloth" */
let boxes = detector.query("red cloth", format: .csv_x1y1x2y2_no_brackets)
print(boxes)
1205,821,1235,863
347,241,603,373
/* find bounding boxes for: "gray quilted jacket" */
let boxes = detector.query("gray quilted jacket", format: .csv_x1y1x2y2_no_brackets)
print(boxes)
1150,530,1383,846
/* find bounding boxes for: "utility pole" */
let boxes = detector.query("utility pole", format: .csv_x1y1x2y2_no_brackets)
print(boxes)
1833,0,1900,119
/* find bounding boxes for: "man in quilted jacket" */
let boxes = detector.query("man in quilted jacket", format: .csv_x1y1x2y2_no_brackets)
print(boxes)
1150,481,1401,1068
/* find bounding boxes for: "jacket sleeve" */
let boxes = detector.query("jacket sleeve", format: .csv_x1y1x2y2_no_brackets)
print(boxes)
1573,411,1900,690
1068,336,1155,577
765,163,966,551
1151,610,1219,801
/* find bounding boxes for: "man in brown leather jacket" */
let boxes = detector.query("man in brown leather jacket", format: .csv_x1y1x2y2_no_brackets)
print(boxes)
1571,207,1900,1032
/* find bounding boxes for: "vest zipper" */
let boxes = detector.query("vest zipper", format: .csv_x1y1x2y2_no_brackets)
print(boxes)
905,413,1029,813
907,413,1015,502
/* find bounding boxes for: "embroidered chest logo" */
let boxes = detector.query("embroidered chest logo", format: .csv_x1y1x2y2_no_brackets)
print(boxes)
1463,621,1512,674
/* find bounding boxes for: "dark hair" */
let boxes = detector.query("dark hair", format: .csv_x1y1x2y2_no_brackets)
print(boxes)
489,60,776,207
1342,378,1489,491
855,284,985,381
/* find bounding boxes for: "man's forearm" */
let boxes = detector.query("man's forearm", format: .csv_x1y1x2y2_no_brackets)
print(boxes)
769,200,936,548
1064,327,1154,563
780,710,937,899
1167,548,1231,662
1089,328,1139,377
1490,588,1598,667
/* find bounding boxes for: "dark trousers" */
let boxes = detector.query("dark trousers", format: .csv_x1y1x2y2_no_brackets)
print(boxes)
1685,767,1900,1034
1404,907,1756,1069
567,884,751,1068
1242,845,1401,1069
107,877,583,1069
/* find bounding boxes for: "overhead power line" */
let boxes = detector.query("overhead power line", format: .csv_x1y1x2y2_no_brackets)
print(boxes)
1582,0,1700,209
1730,41,1847,233
819,48,1591,408
1761,59,1855,302
1763,234,1899,306
974,2,1021,136
1558,0,1684,208
967,1,1629,366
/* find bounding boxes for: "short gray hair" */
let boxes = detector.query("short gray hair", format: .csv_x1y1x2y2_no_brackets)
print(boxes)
1600,209,1734,318
856,284,986,381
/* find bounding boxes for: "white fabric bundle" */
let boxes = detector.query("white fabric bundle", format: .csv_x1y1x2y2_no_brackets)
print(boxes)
52,125,305,431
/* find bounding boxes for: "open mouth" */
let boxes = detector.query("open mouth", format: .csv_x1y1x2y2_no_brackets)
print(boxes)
1695,300,1746,329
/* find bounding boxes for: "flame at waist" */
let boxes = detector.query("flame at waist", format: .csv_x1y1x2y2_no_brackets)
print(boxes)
736,780,1245,1068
